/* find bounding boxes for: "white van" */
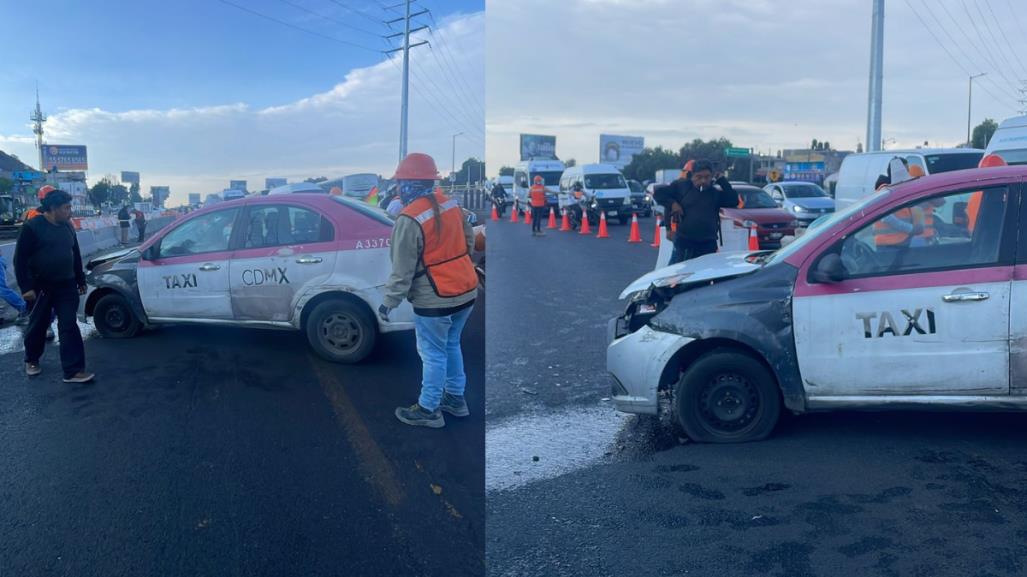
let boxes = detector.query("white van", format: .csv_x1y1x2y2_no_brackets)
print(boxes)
835,148,983,209
559,163,632,224
512,159,564,210
984,115,1027,165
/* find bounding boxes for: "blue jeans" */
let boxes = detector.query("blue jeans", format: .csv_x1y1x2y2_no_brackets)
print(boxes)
414,305,474,411
0,255,26,314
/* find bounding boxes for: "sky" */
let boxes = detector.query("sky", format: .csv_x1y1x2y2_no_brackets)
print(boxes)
486,0,1027,173
0,0,484,204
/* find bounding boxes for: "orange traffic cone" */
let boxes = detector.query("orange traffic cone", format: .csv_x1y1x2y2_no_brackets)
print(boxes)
559,209,571,232
524,207,533,226
579,211,591,234
547,207,557,229
748,225,760,251
491,204,499,221
627,214,642,243
510,203,519,223
650,215,662,248
596,211,610,239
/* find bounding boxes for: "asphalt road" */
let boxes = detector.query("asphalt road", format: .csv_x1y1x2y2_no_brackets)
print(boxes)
486,213,1027,577
0,289,485,576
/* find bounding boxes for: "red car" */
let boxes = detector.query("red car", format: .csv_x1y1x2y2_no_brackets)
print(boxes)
721,184,799,249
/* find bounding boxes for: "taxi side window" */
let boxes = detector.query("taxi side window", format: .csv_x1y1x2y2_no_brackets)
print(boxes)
244,205,332,249
159,208,239,258
835,186,1009,278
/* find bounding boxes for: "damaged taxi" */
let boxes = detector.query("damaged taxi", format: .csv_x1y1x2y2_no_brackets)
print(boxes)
609,165,1027,442
79,194,414,363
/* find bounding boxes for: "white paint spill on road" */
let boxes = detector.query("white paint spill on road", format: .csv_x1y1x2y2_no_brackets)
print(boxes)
0,321,96,356
486,405,631,493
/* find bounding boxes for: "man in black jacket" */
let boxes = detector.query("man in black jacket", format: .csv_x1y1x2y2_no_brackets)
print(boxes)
653,160,739,264
14,189,95,383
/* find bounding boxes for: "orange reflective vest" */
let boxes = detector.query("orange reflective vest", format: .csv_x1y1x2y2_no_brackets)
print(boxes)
874,207,920,246
529,184,547,208
919,206,936,239
967,191,982,234
401,193,478,298
24,208,40,221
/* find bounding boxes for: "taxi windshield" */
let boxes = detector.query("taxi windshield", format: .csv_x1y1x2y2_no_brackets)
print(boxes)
765,187,891,266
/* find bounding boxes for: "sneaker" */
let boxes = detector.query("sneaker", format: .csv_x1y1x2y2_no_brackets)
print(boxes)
62,372,95,384
394,404,445,428
440,392,470,417
25,363,41,377
45,327,55,340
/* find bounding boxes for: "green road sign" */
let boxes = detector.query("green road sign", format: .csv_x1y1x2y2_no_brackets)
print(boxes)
725,147,750,157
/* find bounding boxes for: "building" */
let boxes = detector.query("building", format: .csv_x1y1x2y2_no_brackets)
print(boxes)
779,148,853,184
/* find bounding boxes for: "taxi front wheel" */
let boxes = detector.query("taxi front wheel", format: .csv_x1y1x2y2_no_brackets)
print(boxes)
305,299,377,364
93,293,142,339
672,349,781,443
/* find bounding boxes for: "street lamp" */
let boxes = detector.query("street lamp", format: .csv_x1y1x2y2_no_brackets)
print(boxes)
451,132,462,193
968,73,986,147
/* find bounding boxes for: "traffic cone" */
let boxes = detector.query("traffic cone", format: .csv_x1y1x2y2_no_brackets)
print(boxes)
596,211,610,239
547,207,557,229
650,215,662,248
524,207,533,226
559,209,571,232
627,213,642,243
491,204,499,221
510,203,519,223
747,225,760,251
579,211,591,235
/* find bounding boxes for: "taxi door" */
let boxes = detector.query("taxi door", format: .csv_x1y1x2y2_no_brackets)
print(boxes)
137,207,241,320
793,185,1016,397
229,203,337,322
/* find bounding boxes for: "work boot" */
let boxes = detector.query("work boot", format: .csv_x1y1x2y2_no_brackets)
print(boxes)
45,327,55,340
439,392,469,417
25,362,41,377
62,372,95,384
394,404,445,428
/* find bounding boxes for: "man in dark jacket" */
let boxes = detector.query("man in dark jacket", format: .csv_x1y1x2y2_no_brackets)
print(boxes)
653,160,739,264
117,204,131,244
14,189,95,383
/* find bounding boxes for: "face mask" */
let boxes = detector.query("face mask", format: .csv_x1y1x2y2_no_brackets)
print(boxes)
399,180,434,205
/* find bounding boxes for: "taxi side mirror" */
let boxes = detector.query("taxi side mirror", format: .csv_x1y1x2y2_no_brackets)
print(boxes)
141,244,159,261
811,253,845,283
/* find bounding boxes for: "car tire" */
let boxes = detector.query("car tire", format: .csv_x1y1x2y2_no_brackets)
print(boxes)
672,349,781,443
305,299,377,364
93,293,142,339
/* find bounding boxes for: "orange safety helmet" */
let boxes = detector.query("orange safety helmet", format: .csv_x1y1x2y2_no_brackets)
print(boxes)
394,152,440,180
979,153,1007,168
907,164,926,178
37,184,56,201
680,159,695,178
533,175,544,185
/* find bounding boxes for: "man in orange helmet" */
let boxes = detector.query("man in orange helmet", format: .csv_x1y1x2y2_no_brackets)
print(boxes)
529,175,547,236
23,185,54,222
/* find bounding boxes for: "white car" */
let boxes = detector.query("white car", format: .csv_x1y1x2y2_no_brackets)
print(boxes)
609,164,1027,442
79,194,416,363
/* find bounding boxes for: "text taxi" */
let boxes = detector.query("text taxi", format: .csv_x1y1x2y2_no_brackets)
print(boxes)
79,194,414,363
608,165,1027,442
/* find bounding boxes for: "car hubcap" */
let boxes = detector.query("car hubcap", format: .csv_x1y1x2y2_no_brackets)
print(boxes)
698,373,759,432
320,313,361,352
105,306,126,331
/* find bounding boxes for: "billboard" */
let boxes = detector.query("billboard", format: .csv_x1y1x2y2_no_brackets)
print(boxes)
150,186,170,207
519,134,557,161
599,134,645,168
784,162,825,183
265,177,287,190
41,145,88,171
229,180,247,191
121,171,140,184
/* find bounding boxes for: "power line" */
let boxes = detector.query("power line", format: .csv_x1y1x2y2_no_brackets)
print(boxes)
216,0,381,53
409,52,484,138
934,0,1021,99
323,0,390,27
275,0,382,38
984,0,1027,80
386,54,484,148
921,1,1015,99
960,0,1022,93
972,0,1023,84
424,41,485,121
422,7,485,117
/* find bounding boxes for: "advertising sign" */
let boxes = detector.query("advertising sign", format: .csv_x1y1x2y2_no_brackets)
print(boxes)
12,170,43,181
519,134,557,161
150,186,170,207
265,177,287,190
120,171,140,184
599,134,645,168
41,145,88,171
784,162,825,183
229,180,247,191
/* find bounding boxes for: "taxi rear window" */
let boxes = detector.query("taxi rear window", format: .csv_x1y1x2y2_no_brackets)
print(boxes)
331,196,393,226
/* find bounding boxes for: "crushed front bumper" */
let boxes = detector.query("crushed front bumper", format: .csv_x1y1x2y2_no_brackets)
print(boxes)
606,320,694,415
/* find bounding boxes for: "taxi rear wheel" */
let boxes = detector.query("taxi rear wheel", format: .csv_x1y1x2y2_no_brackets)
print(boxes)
672,349,780,443
306,299,377,364
93,293,142,339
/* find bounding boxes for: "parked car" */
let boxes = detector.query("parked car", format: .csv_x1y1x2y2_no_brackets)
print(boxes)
721,185,799,249
608,165,1027,442
764,181,835,226
79,194,417,364
835,148,983,209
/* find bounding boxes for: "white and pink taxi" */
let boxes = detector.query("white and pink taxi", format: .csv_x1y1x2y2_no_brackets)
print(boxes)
79,194,414,363
609,165,1027,442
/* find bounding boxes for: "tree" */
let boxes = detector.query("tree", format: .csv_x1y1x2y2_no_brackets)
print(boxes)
498,166,515,177
88,178,116,208
445,157,486,186
622,146,681,182
0,177,12,195
811,138,819,150
304,176,328,184
127,182,141,204
971,118,998,149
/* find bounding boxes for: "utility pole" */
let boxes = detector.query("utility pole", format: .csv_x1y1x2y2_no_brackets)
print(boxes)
967,73,987,147
451,132,462,193
385,1,429,163
30,84,47,172
865,0,884,152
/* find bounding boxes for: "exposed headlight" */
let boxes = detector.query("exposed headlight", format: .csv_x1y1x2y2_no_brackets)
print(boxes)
622,196,630,205
741,219,757,228
792,205,806,213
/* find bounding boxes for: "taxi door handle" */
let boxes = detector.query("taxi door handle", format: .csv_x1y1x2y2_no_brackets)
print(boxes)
198,263,221,272
943,291,989,302
296,256,323,264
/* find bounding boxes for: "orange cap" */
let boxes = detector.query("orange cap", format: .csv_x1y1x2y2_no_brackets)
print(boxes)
394,153,440,180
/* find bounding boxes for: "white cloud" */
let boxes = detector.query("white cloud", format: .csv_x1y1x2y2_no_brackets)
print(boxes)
2,11,484,205
486,0,1025,172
